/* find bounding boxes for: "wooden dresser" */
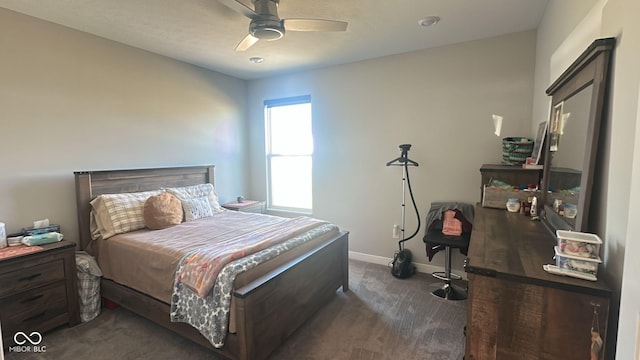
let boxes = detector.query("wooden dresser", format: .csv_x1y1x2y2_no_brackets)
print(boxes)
0,240,80,346
464,206,611,360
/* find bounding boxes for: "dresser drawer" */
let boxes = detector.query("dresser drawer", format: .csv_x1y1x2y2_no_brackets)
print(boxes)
0,281,69,337
0,259,65,298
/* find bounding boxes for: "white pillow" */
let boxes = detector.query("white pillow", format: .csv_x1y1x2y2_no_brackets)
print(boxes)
90,189,163,239
165,183,223,217
181,196,214,221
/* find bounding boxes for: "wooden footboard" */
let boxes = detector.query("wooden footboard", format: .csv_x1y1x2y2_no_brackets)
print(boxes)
102,231,348,360
234,231,349,359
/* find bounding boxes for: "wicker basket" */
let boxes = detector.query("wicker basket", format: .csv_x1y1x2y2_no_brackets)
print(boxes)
502,137,534,165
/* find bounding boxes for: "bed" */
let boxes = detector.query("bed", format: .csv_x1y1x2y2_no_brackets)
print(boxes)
74,165,349,360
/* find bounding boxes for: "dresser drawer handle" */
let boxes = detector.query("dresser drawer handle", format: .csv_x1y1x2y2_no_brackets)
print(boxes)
20,294,44,304
18,273,42,282
23,311,45,322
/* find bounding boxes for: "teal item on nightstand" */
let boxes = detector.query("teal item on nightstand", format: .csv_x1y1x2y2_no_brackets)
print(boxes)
21,232,64,246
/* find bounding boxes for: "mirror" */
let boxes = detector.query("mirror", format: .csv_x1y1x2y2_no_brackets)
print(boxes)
544,86,592,229
541,38,615,233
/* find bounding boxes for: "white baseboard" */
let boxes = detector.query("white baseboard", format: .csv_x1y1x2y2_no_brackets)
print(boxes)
348,251,468,280
348,251,438,274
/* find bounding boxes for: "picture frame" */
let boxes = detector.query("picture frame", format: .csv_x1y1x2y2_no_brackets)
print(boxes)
549,101,564,152
531,121,548,165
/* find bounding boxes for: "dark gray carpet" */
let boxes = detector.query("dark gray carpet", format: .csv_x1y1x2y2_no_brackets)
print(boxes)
4,260,466,360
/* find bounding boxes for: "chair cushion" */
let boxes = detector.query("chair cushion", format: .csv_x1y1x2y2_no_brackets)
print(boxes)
423,229,471,249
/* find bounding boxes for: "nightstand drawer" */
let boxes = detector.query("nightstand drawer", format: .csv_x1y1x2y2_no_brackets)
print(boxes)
0,281,68,336
0,259,65,298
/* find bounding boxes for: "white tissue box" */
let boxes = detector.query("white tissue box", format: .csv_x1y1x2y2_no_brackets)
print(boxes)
7,236,23,247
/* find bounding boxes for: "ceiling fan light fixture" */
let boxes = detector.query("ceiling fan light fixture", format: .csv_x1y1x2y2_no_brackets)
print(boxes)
418,16,440,27
251,26,284,40
250,18,284,40
219,0,348,52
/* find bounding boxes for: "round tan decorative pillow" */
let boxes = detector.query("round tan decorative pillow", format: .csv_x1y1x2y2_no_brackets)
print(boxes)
144,192,183,230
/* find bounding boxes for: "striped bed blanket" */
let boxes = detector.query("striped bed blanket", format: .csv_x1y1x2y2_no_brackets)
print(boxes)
170,216,337,347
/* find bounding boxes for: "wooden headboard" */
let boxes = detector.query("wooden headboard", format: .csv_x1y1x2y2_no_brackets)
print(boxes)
74,165,215,252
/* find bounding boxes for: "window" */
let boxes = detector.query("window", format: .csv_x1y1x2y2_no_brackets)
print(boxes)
265,96,313,212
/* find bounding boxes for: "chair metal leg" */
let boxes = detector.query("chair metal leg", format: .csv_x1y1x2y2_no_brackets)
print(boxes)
432,282,467,300
431,245,467,300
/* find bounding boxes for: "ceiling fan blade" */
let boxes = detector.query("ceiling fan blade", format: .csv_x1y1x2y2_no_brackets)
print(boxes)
235,34,259,52
217,0,258,19
283,19,348,32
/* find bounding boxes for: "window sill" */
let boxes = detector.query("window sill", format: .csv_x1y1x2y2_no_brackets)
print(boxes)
266,208,312,218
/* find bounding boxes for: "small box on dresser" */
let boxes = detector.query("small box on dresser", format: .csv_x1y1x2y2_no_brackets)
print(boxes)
553,246,602,276
556,230,602,259
0,240,80,347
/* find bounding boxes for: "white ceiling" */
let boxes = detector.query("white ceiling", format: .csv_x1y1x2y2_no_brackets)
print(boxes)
0,0,549,80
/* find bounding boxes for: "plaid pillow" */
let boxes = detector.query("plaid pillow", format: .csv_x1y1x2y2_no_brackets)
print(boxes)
90,190,163,239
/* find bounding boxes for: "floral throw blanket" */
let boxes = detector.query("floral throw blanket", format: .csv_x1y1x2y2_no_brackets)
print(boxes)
170,218,338,348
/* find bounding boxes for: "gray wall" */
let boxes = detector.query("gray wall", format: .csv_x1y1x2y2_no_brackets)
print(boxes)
534,0,640,358
600,0,640,358
4,2,640,358
246,31,536,272
0,8,248,238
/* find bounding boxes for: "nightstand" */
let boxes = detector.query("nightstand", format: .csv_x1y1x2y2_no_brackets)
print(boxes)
0,240,80,346
222,200,266,213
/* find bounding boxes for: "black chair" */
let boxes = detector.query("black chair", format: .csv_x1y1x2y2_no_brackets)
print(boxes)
423,229,471,300
423,202,474,300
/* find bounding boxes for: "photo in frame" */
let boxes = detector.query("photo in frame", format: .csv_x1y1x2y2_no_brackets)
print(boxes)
531,121,548,165
549,101,564,152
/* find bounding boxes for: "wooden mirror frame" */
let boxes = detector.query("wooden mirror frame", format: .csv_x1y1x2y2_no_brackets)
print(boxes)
541,37,615,234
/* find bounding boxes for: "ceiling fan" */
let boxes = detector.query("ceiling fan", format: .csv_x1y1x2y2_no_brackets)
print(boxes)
217,0,348,51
